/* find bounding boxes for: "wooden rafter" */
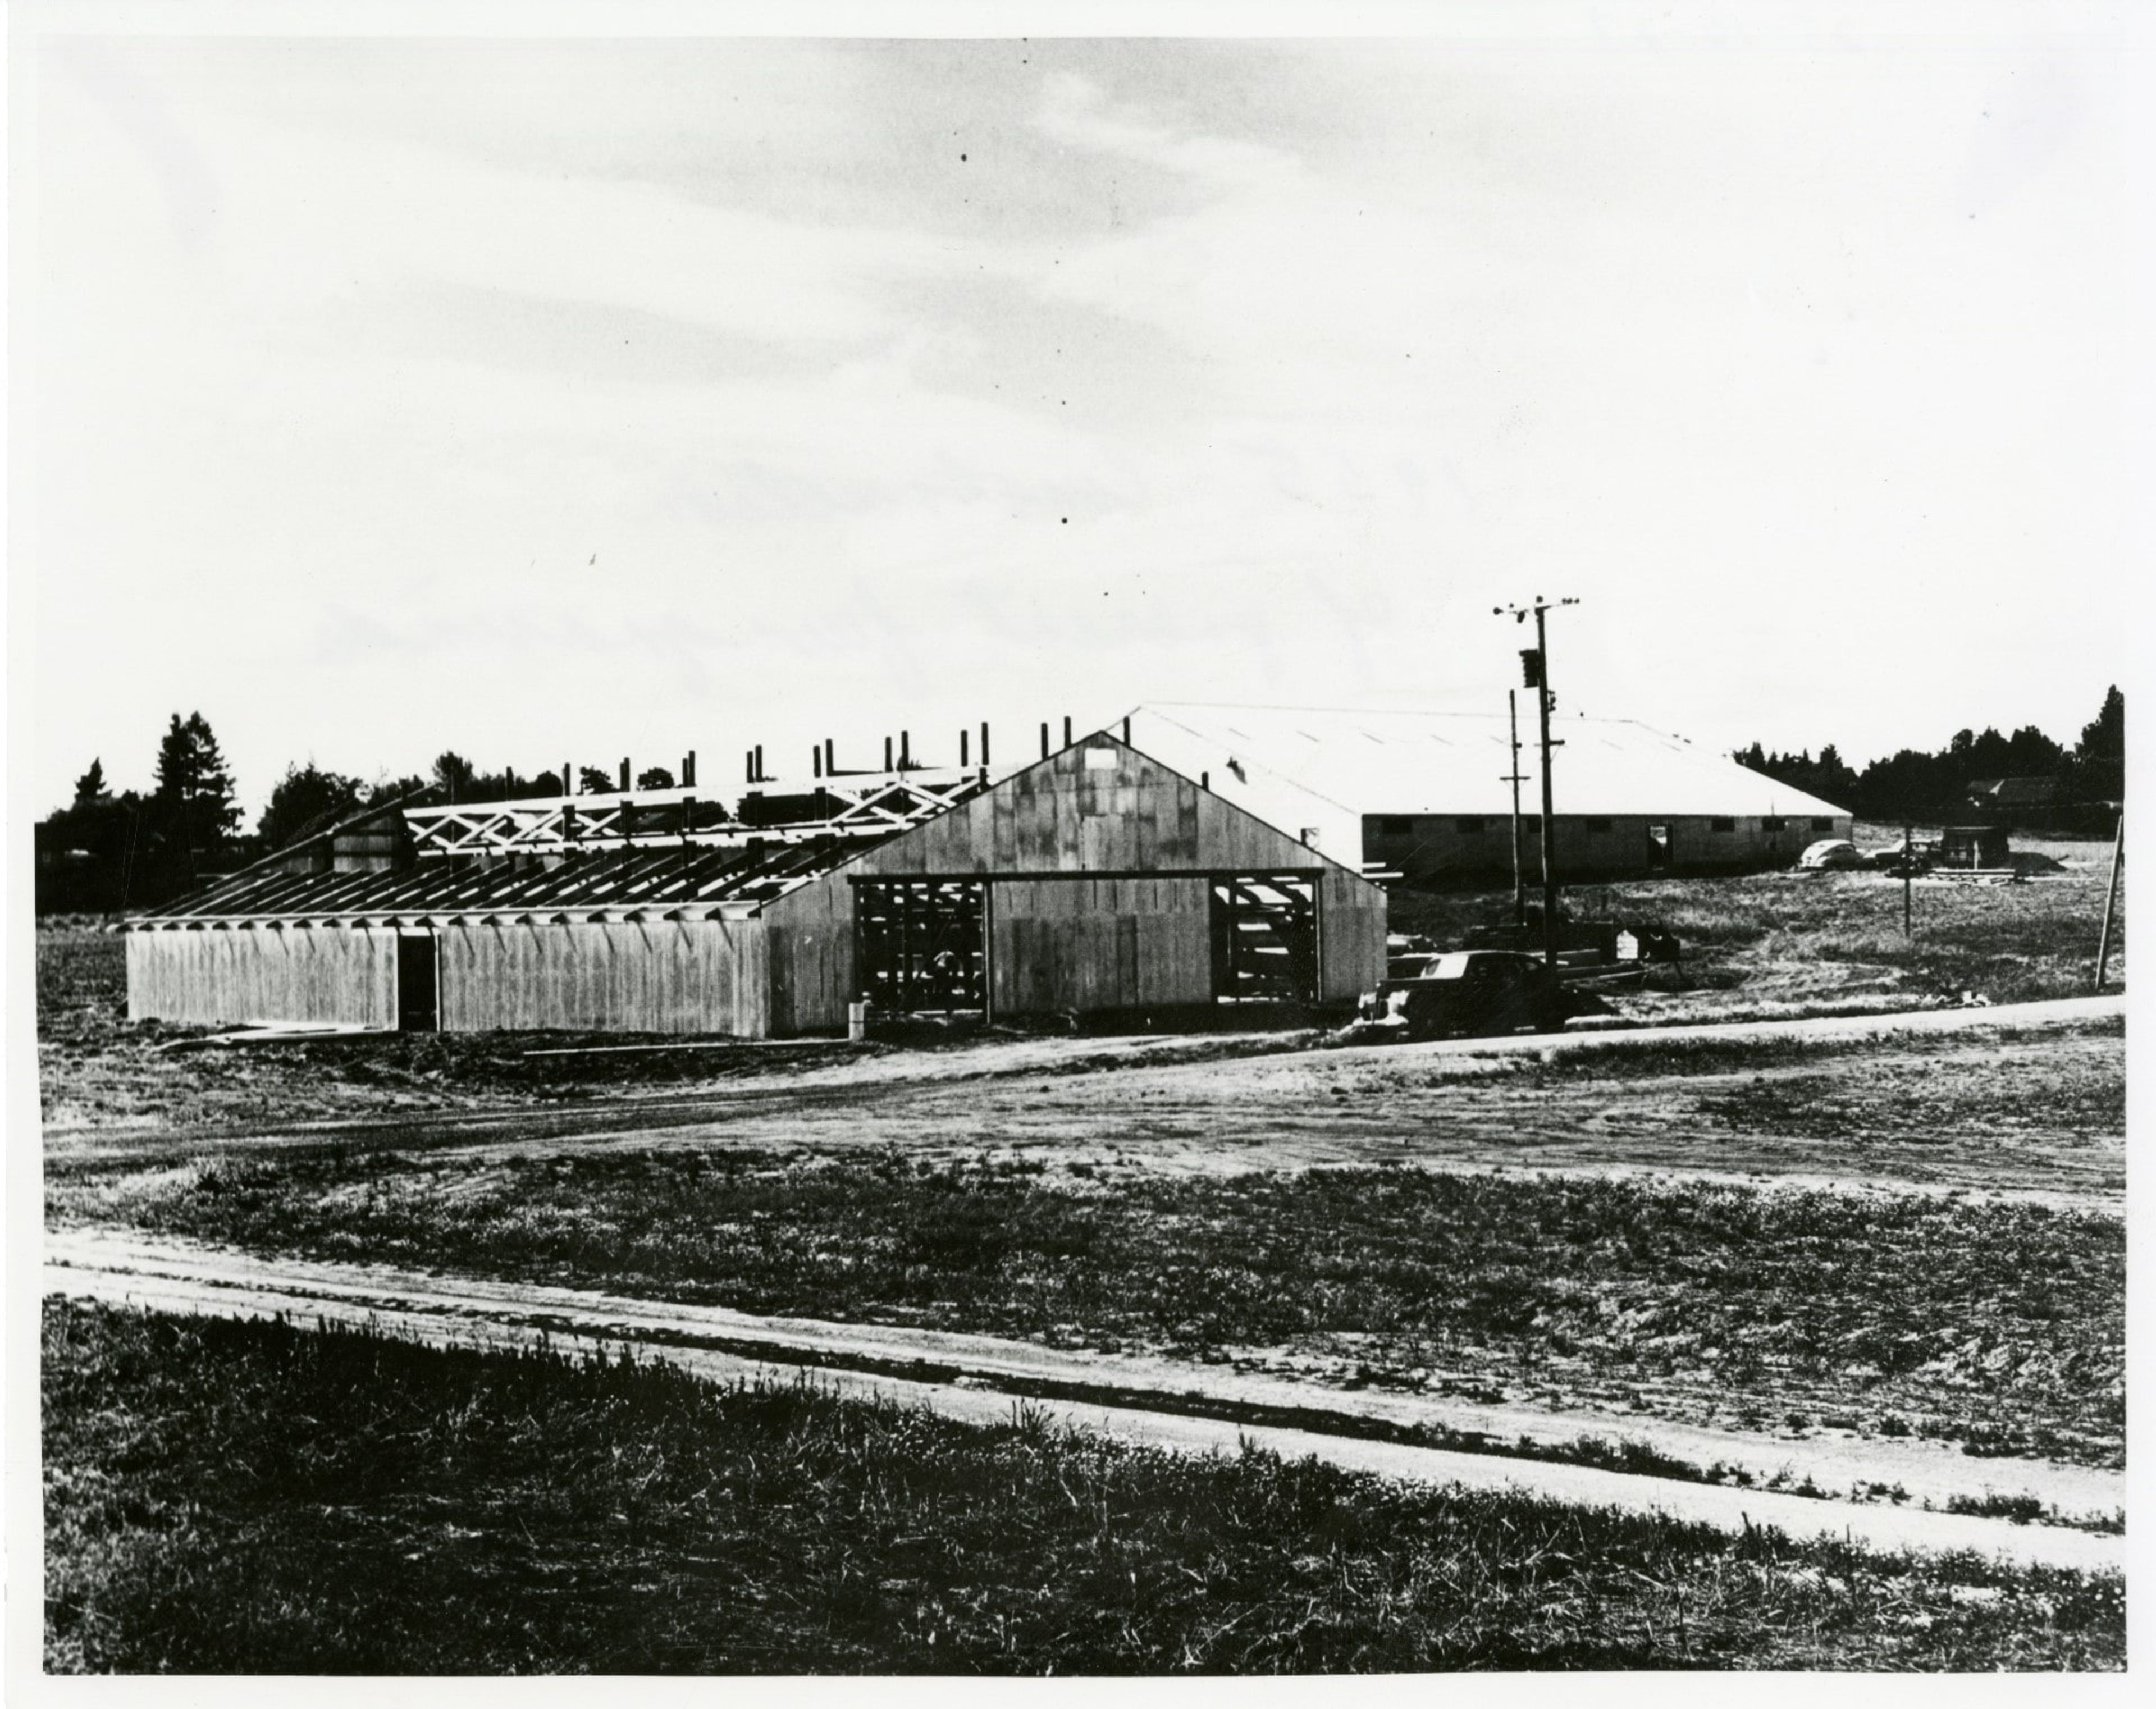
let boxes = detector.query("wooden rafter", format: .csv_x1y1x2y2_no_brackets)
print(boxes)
400,766,1009,859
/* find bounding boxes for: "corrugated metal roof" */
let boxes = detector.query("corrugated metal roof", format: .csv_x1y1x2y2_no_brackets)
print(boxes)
130,834,891,928
1126,703,1852,820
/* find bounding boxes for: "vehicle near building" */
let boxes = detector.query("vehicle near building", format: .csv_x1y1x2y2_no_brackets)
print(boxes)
1797,838,1866,871
1363,949,1603,1040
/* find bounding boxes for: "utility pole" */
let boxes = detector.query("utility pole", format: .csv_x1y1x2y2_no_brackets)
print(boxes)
1504,690,1528,928
2093,811,2125,992
1496,597,1579,968
1903,820,1914,940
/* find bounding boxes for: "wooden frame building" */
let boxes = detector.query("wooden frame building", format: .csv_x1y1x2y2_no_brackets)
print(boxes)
126,734,1387,1036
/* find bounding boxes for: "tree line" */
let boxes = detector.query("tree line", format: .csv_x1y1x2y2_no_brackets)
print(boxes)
34,716,695,913
1733,685,2123,829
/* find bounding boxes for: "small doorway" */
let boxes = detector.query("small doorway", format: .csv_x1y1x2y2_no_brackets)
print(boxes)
855,879,988,1013
396,930,438,1032
1211,874,1319,1002
1646,825,1672,871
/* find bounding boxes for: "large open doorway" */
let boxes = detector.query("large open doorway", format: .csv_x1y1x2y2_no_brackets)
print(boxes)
396,930,438,1032
1210,874,1319,1002
1646,825,1672,871
855,879,988,1013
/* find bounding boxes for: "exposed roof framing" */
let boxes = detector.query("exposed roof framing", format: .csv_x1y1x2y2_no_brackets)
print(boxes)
401,766,1013,858
129,834,892,931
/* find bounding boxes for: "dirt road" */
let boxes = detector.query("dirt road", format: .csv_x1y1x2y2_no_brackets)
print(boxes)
45,997,2126,1202
44,1225,2121,1573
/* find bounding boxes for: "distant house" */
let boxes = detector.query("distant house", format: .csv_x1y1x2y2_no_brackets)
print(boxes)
1939,825,2012,870
1121,703,1853,887
1965,776,2062,828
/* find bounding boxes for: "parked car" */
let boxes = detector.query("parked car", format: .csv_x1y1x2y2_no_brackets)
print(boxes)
1868,837,1937,874
1797,838,1865,871
1366,950,1595,1041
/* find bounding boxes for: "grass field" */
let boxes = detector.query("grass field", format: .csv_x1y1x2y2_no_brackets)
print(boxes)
50,1146,2124,1467
43,1299,2124,1674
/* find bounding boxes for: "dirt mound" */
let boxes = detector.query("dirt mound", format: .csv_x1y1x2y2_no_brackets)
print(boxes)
2009,851,2069,876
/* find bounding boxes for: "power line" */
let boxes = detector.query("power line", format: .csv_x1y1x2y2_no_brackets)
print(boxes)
1494,597,1579,968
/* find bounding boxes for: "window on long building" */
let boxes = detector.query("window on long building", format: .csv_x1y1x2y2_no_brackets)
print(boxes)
1455,816,1485,834
1710,817,1735,833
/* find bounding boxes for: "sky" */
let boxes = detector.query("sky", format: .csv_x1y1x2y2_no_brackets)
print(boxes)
17,8,2150,818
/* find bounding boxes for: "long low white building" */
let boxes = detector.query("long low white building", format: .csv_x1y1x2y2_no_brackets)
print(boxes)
1123,703,1853,886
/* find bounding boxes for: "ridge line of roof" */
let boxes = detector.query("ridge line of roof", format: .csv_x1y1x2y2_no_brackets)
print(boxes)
1129,705,1363,819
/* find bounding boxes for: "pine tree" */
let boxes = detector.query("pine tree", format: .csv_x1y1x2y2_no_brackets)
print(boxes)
150,711,240,889
71,758,111,808
2078,686,2124,764
431,751,479,805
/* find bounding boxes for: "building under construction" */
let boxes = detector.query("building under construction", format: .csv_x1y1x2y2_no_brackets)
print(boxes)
125,726,1389,1036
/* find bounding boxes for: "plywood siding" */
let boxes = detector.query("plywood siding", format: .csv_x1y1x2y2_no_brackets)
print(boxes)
760,875,855,1036
841,740,1362,879
1318,865,1388,1002
436,918,769,1035
126,926,396,1027
761,738,1389,1030
990,875,1214,1016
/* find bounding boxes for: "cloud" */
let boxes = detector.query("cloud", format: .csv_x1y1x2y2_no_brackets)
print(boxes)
1035,72,1301,188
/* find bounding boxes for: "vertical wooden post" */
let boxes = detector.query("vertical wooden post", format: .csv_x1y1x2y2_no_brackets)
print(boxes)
980,722,990,767
1903,822,1914,940
884,735,894,772
825,738,835,776
755,744,764,782
2093,811,2124,991
1039,722,1049,760
1533,606,1559,968
619,757,629,793
960,729,969,767
980,879,995,1027
1506,689,1527,929
1063,715,1073,748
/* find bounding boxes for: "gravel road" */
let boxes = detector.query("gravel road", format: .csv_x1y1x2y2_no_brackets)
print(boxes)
44,1225,2123,1574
